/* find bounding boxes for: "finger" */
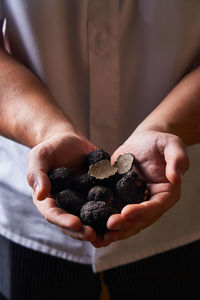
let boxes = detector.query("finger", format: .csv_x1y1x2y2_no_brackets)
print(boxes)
121,184,180,221
148,183,172,196
33,191,83,230
104,227,141,243
107,183,174,230
107,213,123,230
164,137,189,184
27,144,53,200
110,145,125,166
91,242,112,248
91,235,112,248
105,215,161,242
27,168,51,200
60,225,97,242
107,205,162,231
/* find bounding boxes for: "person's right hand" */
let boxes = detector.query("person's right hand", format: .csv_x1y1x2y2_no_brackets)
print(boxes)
27,132,100,243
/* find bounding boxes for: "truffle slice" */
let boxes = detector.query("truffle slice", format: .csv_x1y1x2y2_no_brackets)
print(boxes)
48,167,74,196
87,186,114,204
88,159,119,187
89,159,118,180
114,153,135,175
80,201,114,235
56,189,86,217
84,148,110,169
115,170,150,204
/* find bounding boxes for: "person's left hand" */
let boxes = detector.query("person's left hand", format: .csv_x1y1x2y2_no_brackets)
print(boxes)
91,130,189,247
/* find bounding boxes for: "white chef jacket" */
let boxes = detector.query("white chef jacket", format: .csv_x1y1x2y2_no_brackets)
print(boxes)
0,0,200,272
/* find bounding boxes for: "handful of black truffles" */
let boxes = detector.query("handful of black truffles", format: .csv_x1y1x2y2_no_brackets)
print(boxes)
47,149,150,235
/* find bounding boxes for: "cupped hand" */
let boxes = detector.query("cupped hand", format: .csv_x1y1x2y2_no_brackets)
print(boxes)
91,130,189,247
27,132,99,243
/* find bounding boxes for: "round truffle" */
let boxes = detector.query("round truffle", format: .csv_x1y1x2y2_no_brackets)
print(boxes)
80,201,114,235
56,189,86,216
115,170,150,204
48,167,74,196
87,186,114,204
111,197,125,213
73,173,95,195
84,148,110,169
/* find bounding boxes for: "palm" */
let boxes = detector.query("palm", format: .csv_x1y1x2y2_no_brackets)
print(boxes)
91,130,189,247
27,133,98,243
117,131,168,183
37,133,96,171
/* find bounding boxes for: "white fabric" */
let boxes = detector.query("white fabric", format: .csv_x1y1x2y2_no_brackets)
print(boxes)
0,0,200,272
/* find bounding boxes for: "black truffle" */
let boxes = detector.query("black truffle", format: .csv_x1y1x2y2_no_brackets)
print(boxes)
115,170,150,204
87,186,114,204
48,167,74,196
88,159,118,187
111,197,125,213
80,201,114,235
84,148,110,169
56,189,86,216
73,173,95,196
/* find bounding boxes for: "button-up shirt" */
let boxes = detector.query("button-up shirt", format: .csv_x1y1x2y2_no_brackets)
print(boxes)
0,0,200,272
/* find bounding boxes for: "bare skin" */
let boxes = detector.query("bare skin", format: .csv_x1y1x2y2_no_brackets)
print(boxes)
92,131,188,247
0,27,199,247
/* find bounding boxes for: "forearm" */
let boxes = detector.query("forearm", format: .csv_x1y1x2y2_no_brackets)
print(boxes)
0,48,78,148
136,66,200,146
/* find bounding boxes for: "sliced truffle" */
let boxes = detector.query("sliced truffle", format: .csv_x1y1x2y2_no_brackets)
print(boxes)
115,170,150,204
88,159,118,187
87,186,114,204
56,189,86,217
80,201,114,235
73,173,95,196
114,153,135,175
84,148,110,169
48,167,74,196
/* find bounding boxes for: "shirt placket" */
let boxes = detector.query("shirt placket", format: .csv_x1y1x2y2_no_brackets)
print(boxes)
88,0,120,154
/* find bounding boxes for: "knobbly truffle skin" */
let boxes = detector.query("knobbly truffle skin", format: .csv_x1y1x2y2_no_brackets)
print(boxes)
73,173,95,196
80,201,114,235
115,170,150,204
56,189,86,217
87,186,114,204
48,153,150,227
48,167,74,196
111,197,125,213
84,148,110,169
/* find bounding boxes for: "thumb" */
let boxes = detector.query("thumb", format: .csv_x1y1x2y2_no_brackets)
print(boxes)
27,147,51,200
164,137,189,184
27,169,51,200
111,145,125,166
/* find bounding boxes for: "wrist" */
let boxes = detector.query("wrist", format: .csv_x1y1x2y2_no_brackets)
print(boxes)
30,118,81,148
134,119,169,135
9,91,81,148
134,118,198,146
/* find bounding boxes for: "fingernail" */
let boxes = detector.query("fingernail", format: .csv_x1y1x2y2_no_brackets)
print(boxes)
35,184,40,197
